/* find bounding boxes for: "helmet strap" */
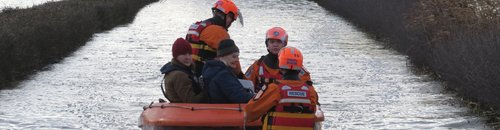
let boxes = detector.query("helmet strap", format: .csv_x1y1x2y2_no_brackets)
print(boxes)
211,9,229,29
224,15,231,29
225,13,235,29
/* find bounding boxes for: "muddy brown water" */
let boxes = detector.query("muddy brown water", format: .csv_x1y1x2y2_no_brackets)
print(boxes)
0,0,492,129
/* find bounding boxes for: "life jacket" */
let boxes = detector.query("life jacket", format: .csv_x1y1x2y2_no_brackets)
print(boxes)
262,83,316,130
185,20,217,62
255,57,281,92
254,56,311,92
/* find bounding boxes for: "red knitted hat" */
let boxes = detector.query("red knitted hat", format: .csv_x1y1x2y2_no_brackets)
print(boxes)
172,38,192,58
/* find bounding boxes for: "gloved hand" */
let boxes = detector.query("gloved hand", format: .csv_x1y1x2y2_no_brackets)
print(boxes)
192,76,203,94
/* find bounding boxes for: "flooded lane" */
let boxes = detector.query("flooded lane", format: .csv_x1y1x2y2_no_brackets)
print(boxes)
0,0,491,129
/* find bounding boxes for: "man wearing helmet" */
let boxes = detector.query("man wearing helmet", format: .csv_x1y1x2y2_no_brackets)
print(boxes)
245,27,311,93
186,0,243,77
244,47,319,130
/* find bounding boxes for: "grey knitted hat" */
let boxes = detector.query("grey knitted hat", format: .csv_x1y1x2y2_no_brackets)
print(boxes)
217,39,239,57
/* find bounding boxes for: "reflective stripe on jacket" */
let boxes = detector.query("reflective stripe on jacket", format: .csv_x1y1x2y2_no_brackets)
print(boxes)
263,83,315,129
185,20,229,62
263,112,315,130
245,56,312,92
186,17,229,77
244,80,318,130
186,21,214,62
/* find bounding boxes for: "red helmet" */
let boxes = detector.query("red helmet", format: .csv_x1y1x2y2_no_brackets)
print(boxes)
266,27,288,46
278,47,303,70
213,0,239,20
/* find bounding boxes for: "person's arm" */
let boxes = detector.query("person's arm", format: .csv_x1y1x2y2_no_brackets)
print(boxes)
216,70,254,103
300,67,313,85
172,72,202,103
310,85,319,106
245,61,260,92
244,84,280,122
199,25,230,49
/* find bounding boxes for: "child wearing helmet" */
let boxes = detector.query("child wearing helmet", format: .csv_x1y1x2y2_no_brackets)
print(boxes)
186,0,244,78
244,47,319,130
245,27,312,93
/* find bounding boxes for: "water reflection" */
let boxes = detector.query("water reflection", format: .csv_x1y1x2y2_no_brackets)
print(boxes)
0,0,491,129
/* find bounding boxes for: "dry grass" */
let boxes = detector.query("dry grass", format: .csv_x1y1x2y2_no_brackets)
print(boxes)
314,0,500,126
0,0,159,88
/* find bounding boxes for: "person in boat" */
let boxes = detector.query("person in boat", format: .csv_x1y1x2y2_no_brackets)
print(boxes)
201,39,254,103
245,27,311,93
244,47,319,130
160,38,206,103
186,0,244,78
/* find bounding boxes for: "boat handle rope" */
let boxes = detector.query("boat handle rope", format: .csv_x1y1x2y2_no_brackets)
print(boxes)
145,103,244,111
144,103,249,129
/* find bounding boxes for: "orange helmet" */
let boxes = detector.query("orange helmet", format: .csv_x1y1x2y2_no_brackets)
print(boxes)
213,0,239,20
266,27,288,46
278,47,303,70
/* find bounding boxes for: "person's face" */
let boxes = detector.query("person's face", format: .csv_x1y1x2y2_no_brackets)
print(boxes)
176,53,193,66
266,39,285,55
220,52,240,69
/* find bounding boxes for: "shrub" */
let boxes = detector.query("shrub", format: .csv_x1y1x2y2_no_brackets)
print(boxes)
0,0,159,88
314,0,500,113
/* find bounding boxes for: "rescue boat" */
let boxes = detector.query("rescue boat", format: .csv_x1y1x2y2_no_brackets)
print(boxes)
138,101,325,130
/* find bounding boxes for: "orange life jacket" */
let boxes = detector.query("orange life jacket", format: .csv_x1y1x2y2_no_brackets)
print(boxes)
256,61,281,92
262,83,316,130
185,21,217,62
253,57,311,92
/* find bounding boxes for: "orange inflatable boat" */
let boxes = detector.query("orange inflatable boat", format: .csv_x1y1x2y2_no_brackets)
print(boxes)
138,102,325,130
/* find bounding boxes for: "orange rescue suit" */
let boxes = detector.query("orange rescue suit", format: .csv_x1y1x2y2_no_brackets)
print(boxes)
186,20,231,76
188,23,230,62
246,59,311,92
244,80,318,130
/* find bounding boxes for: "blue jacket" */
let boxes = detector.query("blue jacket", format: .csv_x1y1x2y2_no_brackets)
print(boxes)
202,60,254,103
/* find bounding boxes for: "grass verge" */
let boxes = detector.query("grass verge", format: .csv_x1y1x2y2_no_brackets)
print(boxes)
313,0,500,128
0,0,159,88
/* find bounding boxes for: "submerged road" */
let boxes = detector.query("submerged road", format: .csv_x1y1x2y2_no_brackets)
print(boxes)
0,0,491,129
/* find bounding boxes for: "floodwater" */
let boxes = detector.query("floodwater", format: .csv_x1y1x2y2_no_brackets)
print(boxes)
0,0,492,129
